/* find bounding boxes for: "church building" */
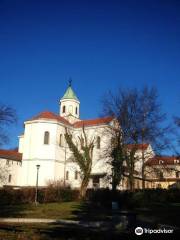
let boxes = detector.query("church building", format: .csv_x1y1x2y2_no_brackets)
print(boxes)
0,83,179,189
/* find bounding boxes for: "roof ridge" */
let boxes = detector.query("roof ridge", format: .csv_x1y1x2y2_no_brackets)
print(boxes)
28,111,72,125
75,116,113,122
73,116,114,128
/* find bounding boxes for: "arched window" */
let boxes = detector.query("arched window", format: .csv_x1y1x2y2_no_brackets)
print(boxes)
59,134,63,146
62,106,66,113
66,171,69,180
75,107,78,115
44,131,50,145
75,171,78,180
8,174,12,183
97,136,101,149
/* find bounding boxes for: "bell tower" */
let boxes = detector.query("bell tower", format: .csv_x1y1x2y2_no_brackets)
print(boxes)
59,80,80,123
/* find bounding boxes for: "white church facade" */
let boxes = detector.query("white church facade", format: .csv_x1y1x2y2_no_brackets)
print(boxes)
0,83,180,189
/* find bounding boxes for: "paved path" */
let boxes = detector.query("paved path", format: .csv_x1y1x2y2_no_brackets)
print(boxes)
0,218,105,228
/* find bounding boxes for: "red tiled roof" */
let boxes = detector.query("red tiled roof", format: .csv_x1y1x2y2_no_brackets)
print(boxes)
28,111,113,128
28,111,71,125
73,117,114,128
126,144,149,151
146,156,180,166
0,149,22,161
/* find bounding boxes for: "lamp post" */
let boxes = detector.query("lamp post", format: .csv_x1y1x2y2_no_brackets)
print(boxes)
63,142,67,187
35,164,40,206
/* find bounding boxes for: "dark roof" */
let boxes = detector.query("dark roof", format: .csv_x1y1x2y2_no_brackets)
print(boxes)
0,149,22,161
73,117,114,128
146,156,180,166
28,111,71,125
28,111,113,128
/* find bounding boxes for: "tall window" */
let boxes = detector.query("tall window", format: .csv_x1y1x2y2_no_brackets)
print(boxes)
75,171,78,180
59,134,63,146
44,131,50,145
75,107,78,115
66,171,69,180
62,106,66,113
97,136,101,149
8,174,12,183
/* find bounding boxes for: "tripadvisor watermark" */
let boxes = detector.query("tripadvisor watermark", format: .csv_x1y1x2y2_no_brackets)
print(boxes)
135,227,174,235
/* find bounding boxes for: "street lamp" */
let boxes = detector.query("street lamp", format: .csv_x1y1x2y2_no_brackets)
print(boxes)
35,164,40,206
63,141,67,187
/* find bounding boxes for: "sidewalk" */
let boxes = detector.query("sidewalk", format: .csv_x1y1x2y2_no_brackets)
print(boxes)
0,218,104,227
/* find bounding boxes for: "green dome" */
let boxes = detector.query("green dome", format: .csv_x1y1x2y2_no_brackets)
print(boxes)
61,85,79,101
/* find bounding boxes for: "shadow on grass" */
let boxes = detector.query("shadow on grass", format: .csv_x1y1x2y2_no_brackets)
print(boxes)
39,223,127,240
1,201,180,239
0,222,129,240
0,204,30,218
71,201,112,222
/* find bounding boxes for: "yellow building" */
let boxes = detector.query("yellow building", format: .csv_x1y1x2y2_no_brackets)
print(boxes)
145,156,180,189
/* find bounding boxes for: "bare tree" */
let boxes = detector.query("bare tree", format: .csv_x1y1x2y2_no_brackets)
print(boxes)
0,104,16,146
102,86,170,191
136,87,171,188
102,89,142,191
175,117,180,127
174,116,180,148
0,104,16,185
64,126,94,198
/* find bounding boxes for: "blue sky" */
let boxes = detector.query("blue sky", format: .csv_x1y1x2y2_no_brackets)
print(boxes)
0,0,180,149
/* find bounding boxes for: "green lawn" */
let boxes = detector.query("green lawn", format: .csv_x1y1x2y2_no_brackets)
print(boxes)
0,201,180,239
0,202,81,219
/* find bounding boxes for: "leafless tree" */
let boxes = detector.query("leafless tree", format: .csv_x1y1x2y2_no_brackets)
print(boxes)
0,104,17,146
102,86,171,190
64,126,94,198
0,104,16,185
174,116,180,149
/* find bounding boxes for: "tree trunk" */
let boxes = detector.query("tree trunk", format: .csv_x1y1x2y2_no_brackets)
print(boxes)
142,166,145,189
129,171,134,192
80,174,90,199
141,150,145,189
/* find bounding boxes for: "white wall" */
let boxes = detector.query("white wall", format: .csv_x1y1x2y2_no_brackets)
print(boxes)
60,98,80,122
0,158,22,187
20,119,68,186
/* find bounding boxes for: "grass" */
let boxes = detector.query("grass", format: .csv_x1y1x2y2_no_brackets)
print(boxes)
0,201,180,239
0,222,128,240
0,202,81,219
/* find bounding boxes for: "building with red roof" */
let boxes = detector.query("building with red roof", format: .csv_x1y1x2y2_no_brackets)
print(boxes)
0,83,179,190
